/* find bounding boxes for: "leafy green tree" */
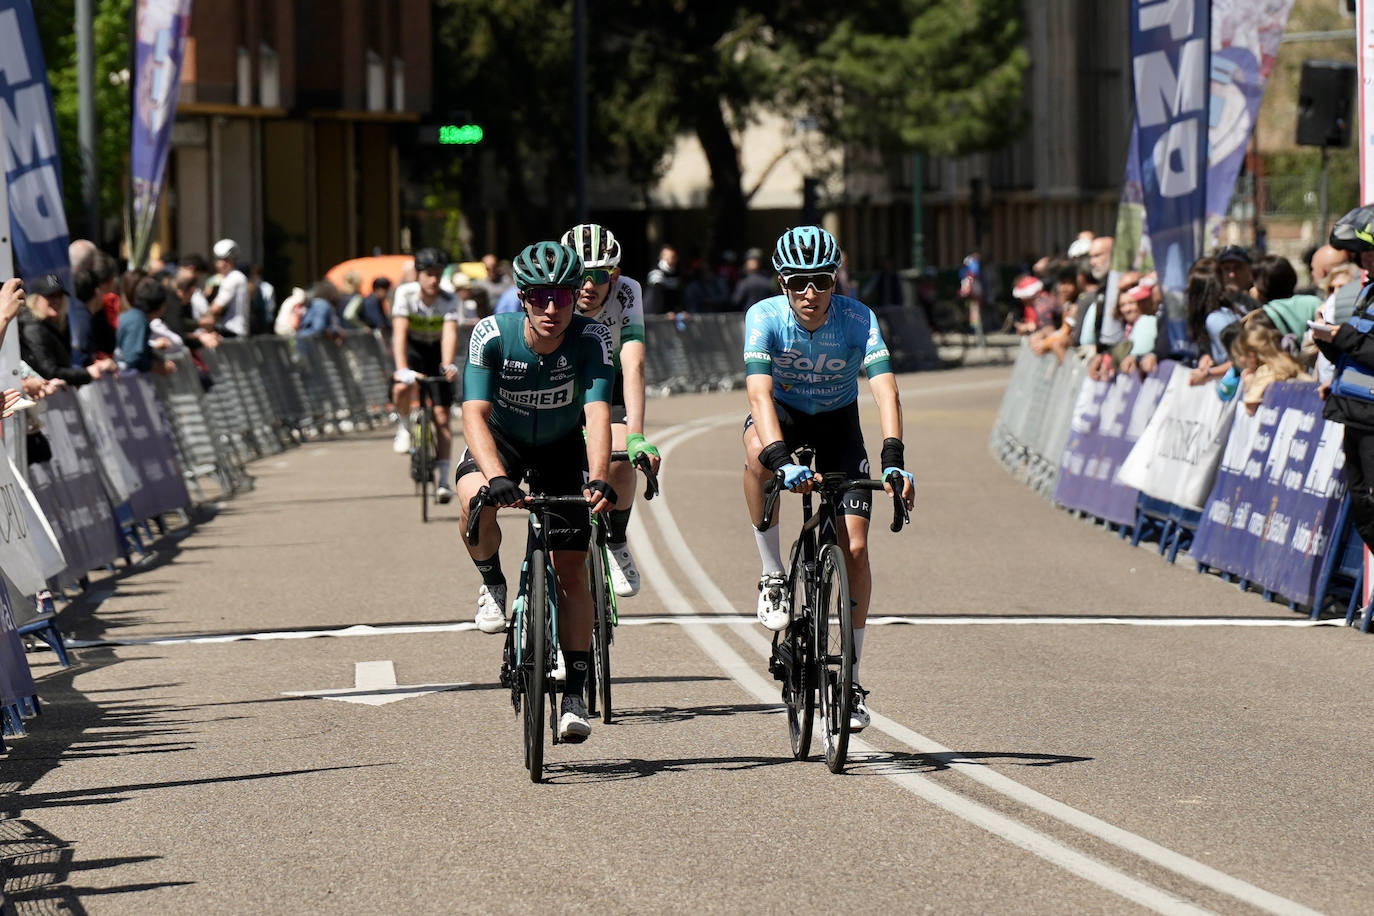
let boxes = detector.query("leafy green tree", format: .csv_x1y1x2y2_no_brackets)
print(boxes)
34,0,132,248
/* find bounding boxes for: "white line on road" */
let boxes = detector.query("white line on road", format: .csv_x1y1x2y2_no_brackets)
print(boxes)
282,659,466,706
634,408,1324,916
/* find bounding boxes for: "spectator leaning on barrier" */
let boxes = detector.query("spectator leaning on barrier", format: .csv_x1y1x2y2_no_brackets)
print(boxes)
116,278,177,375
0,278,29,418
1228,315,1310,416
19,274,112,387
1250,254,1322,344
359,277,392,330
645,245,684,318
1185,257,1245,385
732,248,775,310
211,239,251,337
297,280,344,340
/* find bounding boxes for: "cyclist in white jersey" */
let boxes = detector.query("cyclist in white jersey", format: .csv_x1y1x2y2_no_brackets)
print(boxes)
391,247,461,503
560,224,663,597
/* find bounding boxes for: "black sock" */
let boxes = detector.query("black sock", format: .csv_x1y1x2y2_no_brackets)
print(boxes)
474,553,504,589
606,508,632,544
563,650,591,696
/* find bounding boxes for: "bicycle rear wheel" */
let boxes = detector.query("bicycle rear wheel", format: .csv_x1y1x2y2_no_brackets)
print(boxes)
586,537,614,723
814,544,853,773
523,549,547,782
783,542,814,760
418,406,432,523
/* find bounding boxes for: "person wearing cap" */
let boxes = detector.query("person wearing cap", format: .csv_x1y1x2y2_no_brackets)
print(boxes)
1216,245,1256,298
19,274,107,387
210,238,250,336
1011,274,1046,334
732,247,775,310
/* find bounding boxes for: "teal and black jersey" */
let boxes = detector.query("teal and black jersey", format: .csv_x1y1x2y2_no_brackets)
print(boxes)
463,312,616,445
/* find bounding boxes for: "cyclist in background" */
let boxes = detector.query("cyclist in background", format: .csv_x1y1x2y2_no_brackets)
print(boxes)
456,241,618,741
560,223,663,597
741,226,917,731
391,247,461,504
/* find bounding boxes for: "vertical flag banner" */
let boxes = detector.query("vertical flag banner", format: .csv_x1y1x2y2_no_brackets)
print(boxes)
1205,0,1297,241
0,0,71,280
1131,0,1211,296
128,0,193,269
1361,0,1374,201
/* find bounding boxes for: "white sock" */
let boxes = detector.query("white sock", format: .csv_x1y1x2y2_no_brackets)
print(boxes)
754,524,784,576
852,626,866,687
436,460,451,488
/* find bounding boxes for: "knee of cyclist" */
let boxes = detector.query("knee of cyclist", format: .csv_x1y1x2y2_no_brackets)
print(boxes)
845,540,869,565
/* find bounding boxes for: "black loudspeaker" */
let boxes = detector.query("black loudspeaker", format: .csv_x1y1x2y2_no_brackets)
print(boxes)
1296,59,1357,148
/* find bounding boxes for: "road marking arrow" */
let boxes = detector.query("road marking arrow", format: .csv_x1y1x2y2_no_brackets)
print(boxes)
282,660,466,706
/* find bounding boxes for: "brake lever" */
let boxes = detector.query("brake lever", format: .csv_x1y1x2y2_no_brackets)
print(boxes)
885,472,910,534
634,453,660,501
465,487,489,545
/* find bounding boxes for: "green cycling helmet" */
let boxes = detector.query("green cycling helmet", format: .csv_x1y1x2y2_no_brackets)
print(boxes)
561,223,622,269
512,241,584,290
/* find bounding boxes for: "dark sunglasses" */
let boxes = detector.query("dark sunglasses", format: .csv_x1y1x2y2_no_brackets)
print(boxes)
521,286,576,310
581,268,614,286
782,272,836,294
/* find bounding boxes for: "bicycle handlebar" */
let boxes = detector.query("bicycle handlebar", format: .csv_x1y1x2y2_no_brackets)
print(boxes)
758,471,910,534
464,487,601,546
610,449,660,500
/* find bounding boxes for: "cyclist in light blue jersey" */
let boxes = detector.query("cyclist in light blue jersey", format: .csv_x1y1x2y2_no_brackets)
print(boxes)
741,226,916,731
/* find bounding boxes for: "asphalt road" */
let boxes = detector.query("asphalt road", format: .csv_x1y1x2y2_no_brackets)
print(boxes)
4,365,1373,915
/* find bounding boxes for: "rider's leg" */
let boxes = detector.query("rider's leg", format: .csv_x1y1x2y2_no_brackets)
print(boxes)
835,512,872,683
457,467,507,630
391,381,416,451
551,550,593,693
742,424,783,574
433,403,453,489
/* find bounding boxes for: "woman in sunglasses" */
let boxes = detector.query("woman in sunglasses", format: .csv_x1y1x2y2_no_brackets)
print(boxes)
560,223,663,600
456,240,617,742
741,226,917,733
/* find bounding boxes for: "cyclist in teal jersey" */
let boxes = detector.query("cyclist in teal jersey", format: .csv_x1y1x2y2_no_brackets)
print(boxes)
742,226,917,731
456,241,617,741
561,223,663,598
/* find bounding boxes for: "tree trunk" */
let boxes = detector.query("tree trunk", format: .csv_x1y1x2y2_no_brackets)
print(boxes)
693,97,748,259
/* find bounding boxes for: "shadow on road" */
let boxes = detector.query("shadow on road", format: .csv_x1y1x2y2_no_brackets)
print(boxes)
845,749,1093,778
542,753,794,783
610,701,776,725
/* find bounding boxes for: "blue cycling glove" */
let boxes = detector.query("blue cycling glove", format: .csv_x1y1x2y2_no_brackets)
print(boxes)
883,467,916,493
779,463,814,491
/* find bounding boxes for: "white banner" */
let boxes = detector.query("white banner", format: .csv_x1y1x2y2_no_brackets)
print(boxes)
76,382,143,504
1362,0,1374,201
0,452,65,594
1116,366,1237,511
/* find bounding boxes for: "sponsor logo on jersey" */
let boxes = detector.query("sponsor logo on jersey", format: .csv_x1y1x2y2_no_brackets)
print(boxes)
748,328,766,346
468,318,499,363
862,347,891,367
501,381,576,410
585,323,613,366
867,326,880,347
555,355,569,369
504,359,529,371
744,350,772,363
772,350,848,372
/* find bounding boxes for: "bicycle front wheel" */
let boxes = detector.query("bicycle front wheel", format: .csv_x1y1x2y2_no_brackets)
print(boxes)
783,542,814,760
587,539,614,723
524,549,547,783
814,544,853,773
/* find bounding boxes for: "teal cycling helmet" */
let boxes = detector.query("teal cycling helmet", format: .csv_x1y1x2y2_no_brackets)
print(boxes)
772,226,841,274
561,223,622,269
512,241,584,290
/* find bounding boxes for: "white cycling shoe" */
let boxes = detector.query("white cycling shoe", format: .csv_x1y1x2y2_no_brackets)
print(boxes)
756,573,789,631
849,684,871,732
392,426,412,454
474,584,508,634
607,541,641,597
559,695,591,742
435,485,453,504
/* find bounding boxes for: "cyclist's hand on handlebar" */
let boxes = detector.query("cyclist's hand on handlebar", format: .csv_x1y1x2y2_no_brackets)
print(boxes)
584,479,618,514
625,433,663,475
486,475,527,508
441,362,459,382
778,463,815,493
883,467,916,510
393,368,419,386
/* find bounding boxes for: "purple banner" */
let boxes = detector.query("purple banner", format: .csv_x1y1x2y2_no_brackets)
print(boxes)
100,374,190,521
128,0,193,269
1132,0,1211,295
1206,1,1296,239
1054,363,1173,525
1192,383,1347,605
0,0,71,280
0,584,36,706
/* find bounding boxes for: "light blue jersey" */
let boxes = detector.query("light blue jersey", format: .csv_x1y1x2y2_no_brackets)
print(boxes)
743,294,893,414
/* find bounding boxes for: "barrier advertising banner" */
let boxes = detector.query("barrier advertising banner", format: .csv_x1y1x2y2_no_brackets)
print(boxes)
1192,383,1347,606
1131,0,1211,296
1054,365,1172,525
0,584,35,707
0,0,71,280
101,373,190,520
1117,365,1236,511
76,383,143,504
0,449,62,595
128,0,193,268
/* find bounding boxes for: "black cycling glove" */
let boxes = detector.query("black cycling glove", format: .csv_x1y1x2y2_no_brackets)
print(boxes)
585,479,619,506
486,475,525,506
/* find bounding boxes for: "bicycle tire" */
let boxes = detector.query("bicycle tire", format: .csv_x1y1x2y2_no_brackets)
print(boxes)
583,534,614,722
783,545,814,760
524,549,547,783
815,543,853,773
418,406,432,523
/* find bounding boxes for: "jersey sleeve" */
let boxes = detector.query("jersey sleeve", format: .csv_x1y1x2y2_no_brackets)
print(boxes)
580,322,616,403
743,304,774,375
618,278,646,345
861,307,893,378
390,285,413,319
462,317,502,402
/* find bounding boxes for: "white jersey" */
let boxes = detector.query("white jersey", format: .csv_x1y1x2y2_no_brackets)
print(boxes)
583,276,645,368
213,268,250,335
391,282,459,345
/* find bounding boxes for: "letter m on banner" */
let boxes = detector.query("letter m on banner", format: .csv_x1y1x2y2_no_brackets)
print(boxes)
1132,0,1211,296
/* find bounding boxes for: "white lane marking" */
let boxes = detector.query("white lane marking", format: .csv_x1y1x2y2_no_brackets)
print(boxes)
862,616,1344,628
282,660,466,706
637,414,1325,916
630,522,1213,915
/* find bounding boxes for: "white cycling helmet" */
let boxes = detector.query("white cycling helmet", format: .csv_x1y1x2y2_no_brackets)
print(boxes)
561,223,622,269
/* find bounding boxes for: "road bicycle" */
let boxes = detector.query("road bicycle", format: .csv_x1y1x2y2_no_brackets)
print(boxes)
466,482,591,784
584,450,660,725
759,447,908,773
408,376,448,523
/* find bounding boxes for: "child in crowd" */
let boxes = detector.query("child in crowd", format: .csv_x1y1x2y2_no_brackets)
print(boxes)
1229,318,1311,415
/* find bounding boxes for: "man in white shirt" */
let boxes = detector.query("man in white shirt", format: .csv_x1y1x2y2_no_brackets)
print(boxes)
211,238,250,336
